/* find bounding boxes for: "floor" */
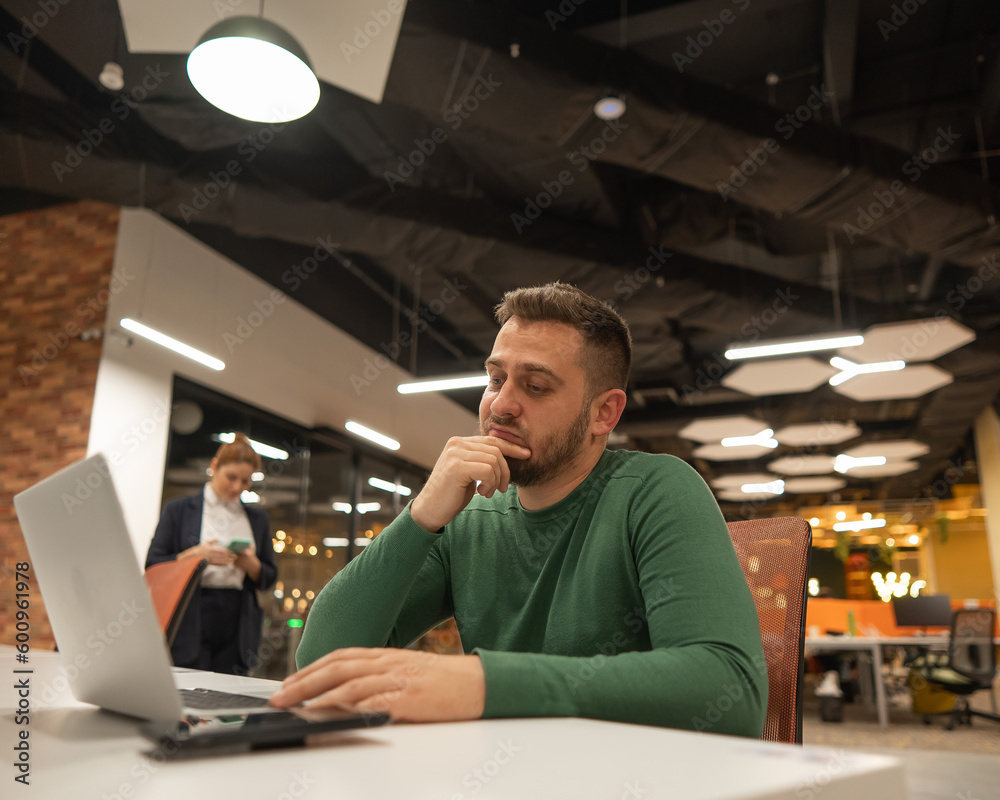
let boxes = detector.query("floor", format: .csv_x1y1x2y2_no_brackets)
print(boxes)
801,675,1000,800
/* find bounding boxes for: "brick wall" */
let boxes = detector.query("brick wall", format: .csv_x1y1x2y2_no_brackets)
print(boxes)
0,200,120,648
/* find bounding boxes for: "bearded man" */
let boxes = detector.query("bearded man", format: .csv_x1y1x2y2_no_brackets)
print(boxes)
272,282,767,738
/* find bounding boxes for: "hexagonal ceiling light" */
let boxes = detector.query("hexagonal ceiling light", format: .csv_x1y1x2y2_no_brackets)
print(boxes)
840,461,919,478
843,440,930,460
768,455,837,475
722,357,838,396
831,363,953,401
839,318,975,364
716,488,782,502
678,415,771,443
782,476,847,493
710,473,778,490
692,443,777,461
773,421,861,447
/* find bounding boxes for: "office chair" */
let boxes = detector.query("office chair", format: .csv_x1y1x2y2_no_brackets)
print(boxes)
144,557,207,649
727,517,812,745
913,607,999,729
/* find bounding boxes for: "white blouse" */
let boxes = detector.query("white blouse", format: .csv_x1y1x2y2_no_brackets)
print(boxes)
199,483,254,589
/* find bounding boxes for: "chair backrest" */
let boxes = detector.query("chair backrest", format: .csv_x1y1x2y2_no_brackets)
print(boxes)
144,558,207,649
726,517,812,745
949,607,997,686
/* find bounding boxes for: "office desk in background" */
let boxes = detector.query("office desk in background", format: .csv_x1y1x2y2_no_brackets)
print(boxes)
2,649,905,800
804,635,952,729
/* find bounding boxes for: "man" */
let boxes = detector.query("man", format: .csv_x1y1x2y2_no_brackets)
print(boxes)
270,282,767,737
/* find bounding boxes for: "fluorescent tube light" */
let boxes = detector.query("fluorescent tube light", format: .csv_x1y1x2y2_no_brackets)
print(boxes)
240,490,260,503
725,334,864,360
356,502,382,514
829,357,905,386
331,502,352,513
218,432,288,460
345,421,400,451
354,538,371,547
721,428,778,448
322,537,349,547
740,479,785,495
120,318,225,371
833,518,886,532
398,374,490,394
368,477,412,496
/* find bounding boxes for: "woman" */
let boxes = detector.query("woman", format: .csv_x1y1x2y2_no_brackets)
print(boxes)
146,433,278,675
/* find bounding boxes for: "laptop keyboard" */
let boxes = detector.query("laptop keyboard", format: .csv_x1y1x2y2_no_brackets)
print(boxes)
180,687,272,710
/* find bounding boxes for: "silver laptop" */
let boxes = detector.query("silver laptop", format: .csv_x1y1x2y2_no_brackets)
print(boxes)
14,453,278,722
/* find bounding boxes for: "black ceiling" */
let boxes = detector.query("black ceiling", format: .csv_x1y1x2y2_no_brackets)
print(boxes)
3,0,1000,513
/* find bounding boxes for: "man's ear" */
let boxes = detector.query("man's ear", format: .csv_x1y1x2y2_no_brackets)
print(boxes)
591,389,627,436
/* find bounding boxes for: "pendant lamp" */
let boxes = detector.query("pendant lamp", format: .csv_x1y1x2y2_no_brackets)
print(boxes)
187,16,320,123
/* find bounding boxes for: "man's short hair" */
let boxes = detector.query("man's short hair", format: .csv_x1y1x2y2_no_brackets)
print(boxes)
494,282,632,394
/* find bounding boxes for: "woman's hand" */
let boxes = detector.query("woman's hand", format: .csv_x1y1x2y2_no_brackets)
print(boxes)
179,538,233,565
233,546,262,583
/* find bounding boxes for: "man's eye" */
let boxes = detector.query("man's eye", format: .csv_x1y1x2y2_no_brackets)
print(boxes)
527,384,544,393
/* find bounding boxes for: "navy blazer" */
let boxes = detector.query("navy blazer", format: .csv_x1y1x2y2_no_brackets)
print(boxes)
145,492,278,672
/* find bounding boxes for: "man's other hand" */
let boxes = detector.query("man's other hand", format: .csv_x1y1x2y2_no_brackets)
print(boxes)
268,648,486,722
410,435,530,532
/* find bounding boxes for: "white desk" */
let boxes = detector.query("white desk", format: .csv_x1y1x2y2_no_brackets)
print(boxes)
3,649,906,800
805,635,951,729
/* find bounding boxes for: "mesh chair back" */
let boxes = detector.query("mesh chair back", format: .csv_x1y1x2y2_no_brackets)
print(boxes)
949,608,997,686
726,517,812,744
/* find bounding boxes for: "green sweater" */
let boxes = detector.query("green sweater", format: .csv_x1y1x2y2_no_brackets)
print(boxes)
297,449,767,737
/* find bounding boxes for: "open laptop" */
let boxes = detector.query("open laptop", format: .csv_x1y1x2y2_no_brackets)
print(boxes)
15,453,304,723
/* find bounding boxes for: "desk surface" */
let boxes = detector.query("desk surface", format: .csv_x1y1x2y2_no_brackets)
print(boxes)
3,649,906,800
806,635,950,648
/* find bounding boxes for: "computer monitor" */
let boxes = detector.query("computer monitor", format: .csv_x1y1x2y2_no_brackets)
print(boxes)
892,594,953,628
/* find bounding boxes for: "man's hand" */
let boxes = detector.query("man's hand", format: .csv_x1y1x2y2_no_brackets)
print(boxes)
268,648,486,722
410,436,530,532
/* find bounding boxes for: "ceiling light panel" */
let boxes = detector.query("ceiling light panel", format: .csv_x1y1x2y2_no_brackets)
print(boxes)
722,357,838,396
678,415,770,443
843,318,975,364
782,477,847,493
831,364,953,401
716,488,780,502
773,421,861,446
842,440,930,460
768,455,836,475
841,461,919,478
692,443,778,461
710,473,776,490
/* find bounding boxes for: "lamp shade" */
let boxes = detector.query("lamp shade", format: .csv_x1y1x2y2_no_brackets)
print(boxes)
187,16,320,123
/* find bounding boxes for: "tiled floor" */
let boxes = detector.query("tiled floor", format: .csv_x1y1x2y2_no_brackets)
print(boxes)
802,677,1000,799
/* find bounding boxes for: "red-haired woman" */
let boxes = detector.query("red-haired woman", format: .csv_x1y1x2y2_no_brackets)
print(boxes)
146,433,278,675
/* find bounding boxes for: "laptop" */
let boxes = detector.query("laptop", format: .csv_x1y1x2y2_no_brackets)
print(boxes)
14,453,332,725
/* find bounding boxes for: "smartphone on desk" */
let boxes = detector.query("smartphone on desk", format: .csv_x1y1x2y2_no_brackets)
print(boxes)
140,706,390,758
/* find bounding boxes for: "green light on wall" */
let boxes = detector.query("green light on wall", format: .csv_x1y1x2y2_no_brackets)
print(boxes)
287,619,304,628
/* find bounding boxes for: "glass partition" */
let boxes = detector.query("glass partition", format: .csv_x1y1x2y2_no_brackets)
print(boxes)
163,376,433,678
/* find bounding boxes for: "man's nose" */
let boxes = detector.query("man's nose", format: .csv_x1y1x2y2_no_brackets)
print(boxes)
490,382,521,417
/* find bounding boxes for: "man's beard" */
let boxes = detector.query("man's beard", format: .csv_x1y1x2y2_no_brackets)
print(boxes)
480,401,592,488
